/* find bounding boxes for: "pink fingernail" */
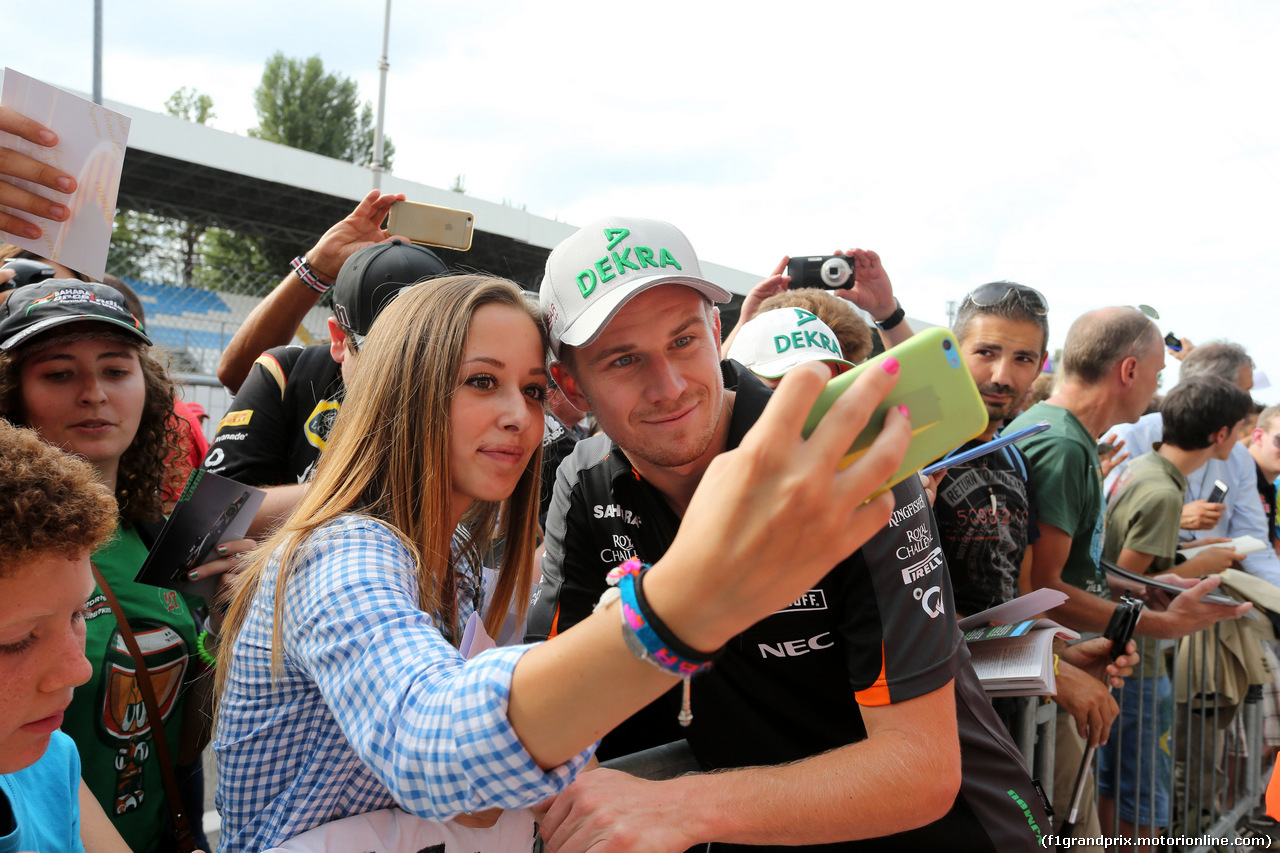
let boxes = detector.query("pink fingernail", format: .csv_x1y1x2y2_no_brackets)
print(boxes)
55,176,74,193
48,203,68,220
898,405,910,418
23,225,40,239
37,130,56,146
882,356,900,375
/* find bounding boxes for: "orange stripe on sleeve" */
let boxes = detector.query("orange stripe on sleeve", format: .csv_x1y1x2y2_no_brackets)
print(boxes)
854,644,892,707
548,604,561,638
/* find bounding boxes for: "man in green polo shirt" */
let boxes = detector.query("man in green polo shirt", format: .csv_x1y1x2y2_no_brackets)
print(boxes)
1007,306,1252,845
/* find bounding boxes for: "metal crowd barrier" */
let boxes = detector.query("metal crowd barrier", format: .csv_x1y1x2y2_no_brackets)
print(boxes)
1014,621,1277,850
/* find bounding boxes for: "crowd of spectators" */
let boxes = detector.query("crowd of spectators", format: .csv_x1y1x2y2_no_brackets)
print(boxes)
3,101,1280,853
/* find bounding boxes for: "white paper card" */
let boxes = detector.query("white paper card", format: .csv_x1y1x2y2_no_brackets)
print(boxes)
0,69,130,281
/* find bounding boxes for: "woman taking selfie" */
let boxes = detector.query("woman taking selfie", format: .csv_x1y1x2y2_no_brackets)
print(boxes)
0,280,242,853
213,275,913,851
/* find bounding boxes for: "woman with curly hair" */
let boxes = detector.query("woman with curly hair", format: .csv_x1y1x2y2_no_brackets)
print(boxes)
0,280,241,853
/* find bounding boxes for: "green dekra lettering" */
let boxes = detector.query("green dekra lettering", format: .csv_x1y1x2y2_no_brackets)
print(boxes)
594,257,616,283
613,248,640,272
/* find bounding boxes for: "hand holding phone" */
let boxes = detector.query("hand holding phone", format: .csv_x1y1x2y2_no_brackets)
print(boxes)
1207,478,1229,504
386,200,475,250
1103,595,1144,661
801,327,988,496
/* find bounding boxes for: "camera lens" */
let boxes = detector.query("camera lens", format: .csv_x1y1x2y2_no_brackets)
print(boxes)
942,339,953,350
819,257,852,288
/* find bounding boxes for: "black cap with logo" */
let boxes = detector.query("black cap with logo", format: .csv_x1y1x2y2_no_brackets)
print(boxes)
0,280,151,351
331,239,448,341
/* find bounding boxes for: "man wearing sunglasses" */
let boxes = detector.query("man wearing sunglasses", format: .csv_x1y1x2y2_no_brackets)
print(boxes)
935,285,1133,818
933,281,1049,619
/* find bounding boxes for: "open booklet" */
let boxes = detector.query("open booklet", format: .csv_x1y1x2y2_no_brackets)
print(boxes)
134,470,265,600
958,587,1080,697
1178,535,1267,561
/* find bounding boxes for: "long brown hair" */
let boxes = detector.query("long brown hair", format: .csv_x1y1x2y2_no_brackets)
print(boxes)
217,275,546,697
0,337,183,526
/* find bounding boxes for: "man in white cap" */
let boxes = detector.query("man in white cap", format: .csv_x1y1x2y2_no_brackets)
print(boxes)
725,306,854,388
527,217,1051,852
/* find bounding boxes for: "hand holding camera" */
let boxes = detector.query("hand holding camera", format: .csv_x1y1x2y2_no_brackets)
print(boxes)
788,249,900,327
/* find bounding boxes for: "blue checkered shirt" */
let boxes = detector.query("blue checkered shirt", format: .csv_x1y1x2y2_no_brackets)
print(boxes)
213,515,592,852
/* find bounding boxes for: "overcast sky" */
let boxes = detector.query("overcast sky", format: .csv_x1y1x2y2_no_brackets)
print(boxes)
10,1,1280,400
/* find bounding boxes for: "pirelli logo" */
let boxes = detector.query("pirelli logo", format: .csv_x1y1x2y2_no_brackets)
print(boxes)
901,548,944,584
219,409,253,430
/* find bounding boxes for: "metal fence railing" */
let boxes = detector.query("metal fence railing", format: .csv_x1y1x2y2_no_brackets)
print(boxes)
1015,622,1277,850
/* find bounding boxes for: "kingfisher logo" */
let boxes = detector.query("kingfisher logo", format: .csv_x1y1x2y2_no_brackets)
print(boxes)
888,493,927,527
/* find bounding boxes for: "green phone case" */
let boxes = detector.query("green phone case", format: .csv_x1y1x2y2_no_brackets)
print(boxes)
800,327,988,495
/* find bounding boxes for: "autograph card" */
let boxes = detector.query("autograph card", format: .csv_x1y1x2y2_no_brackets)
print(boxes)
0,69,130,281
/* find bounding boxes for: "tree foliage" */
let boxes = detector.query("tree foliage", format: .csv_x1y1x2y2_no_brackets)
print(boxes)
249,53,393,169
165,87,216,125
111,56,395,297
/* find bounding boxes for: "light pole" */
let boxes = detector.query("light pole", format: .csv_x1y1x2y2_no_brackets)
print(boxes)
371,0,392,189
93,0,103,105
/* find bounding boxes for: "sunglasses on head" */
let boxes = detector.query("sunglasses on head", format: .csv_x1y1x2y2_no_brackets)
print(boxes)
963,282,1049,315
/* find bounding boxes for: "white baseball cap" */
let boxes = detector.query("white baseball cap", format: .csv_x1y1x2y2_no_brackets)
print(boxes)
540,216,731,356
726,307,854,379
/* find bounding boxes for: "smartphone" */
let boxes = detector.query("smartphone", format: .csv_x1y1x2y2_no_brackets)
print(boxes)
1207,479,1229,504
801,327,988,496
920,421,1050,477
386,201,475,251
1164,331,1182,352
1103,595,1144,661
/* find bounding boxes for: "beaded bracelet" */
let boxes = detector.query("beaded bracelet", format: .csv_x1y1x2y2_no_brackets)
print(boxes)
595,557,717,726
290,255,333,295
196,629,218,669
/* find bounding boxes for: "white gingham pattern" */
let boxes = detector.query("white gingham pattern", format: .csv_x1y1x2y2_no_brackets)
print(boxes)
213,515,592,853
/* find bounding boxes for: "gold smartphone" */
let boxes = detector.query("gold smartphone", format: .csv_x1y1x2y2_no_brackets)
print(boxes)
386,201,475,251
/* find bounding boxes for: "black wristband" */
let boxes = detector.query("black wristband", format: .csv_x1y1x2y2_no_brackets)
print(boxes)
632,566,722,664
875,299,906,331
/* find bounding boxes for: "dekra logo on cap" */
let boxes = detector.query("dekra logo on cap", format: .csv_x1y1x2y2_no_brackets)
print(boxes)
773,308,842,358
576,228,682,298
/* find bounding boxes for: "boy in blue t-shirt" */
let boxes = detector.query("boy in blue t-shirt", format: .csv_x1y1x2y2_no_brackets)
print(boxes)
0,420,130,853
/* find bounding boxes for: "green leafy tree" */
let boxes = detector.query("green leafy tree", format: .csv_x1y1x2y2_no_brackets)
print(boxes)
165,87,216,125
110,89,220,286
249,53,393,169
196,226,277,294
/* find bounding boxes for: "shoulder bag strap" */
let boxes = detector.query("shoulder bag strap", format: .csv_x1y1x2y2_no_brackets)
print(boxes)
90,562,199,853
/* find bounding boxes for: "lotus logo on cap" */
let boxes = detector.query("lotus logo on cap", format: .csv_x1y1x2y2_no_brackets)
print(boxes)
574,228,684,299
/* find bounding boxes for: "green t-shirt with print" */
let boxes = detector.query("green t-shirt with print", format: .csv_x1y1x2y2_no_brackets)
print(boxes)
1007,402,1110,599
64,524,202,853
